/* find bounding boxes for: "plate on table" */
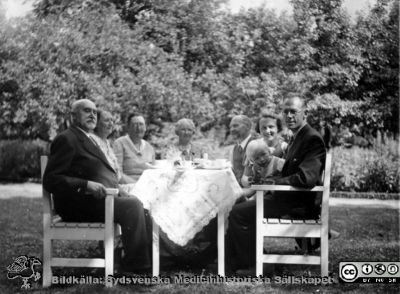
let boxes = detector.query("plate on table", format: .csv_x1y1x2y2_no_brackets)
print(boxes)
199,166,227,170
174,166,196,172
174,166,194,172
199,159,231,170
173,160,196,172
152,160,169,169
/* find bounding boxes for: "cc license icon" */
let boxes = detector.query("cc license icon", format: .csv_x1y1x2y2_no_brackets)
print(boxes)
387,264,399,275
341,264,358,281
362,264,373,275
374,264,386,275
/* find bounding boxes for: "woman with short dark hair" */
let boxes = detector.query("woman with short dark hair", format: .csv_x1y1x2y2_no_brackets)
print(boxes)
113,113,155,183
254,113,288,158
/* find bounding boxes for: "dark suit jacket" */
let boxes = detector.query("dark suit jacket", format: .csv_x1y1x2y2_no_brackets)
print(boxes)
232,133,259,186
274,123,326,218
43,125,119,221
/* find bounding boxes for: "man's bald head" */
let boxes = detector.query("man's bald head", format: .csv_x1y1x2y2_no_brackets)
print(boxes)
71,99,96,114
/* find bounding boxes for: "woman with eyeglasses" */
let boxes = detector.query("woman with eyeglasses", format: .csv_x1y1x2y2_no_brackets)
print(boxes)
163,118,206,161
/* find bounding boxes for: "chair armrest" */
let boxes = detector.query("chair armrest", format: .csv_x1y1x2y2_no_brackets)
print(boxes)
105,189,118,226
250,184,325,192
106,188,119,196
42,190,52,214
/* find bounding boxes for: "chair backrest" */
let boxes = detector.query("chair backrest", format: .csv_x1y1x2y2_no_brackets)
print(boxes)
319,152,332,219
41,156,54,215
322,153,332,188
40,155,47,179
309,152,331,213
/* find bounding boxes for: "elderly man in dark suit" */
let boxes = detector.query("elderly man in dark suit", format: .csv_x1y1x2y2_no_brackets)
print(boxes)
43,99,150,272
225,96,326,273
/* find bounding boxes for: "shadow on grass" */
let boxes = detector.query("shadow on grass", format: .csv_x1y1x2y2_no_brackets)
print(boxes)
0,198,398,293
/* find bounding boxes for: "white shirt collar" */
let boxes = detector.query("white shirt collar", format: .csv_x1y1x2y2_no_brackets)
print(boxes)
239,134,252,149
76,126,92,137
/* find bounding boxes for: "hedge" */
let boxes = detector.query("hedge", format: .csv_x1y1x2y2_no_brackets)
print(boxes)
0,140,49,182
0,140,398,195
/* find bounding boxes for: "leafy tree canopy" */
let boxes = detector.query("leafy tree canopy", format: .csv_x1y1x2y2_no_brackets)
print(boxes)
0,0,398,140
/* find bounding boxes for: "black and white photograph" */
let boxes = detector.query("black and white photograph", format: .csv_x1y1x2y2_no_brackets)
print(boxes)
0,0,398,293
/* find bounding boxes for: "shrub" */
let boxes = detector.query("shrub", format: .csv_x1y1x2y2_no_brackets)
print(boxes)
331,146,366,192
331,138,399,193
359,159,399,193
358,135,399,193
0,140,49,182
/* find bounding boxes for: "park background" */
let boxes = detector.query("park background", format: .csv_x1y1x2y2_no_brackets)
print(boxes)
0,0,399,293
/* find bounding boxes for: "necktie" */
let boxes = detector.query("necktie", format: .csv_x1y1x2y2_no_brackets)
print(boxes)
288,136,294,148
285,136,295,159
232,144,245,184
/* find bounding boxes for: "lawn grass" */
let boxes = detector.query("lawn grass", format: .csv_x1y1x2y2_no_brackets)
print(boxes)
0,197,398,293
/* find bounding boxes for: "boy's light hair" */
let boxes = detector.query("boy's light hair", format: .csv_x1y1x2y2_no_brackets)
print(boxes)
246,140,271,162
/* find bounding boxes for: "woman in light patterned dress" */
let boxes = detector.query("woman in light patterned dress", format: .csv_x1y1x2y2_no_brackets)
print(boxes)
160,118,215,266
92,110,134,184
163,118,207,161
113,113,156,183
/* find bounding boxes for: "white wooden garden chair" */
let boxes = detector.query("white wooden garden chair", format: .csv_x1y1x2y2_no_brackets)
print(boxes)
41,155,121,287
251,153,332,276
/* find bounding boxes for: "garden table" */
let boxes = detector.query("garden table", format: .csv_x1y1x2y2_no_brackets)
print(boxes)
124,165,243,276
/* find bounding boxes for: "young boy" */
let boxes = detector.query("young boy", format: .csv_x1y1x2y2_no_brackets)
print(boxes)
241,139,285,193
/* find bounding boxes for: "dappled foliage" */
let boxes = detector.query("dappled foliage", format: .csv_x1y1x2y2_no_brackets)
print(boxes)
331,141,399,193
1,1,217,140
0,0,398,140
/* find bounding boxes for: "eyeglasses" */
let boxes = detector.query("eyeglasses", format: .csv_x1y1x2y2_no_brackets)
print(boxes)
283,109,301,115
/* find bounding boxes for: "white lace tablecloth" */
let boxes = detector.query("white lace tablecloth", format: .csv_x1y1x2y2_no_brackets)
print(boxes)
123,168,242,246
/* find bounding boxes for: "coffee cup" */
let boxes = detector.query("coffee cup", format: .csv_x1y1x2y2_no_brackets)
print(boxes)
215,159,227,167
